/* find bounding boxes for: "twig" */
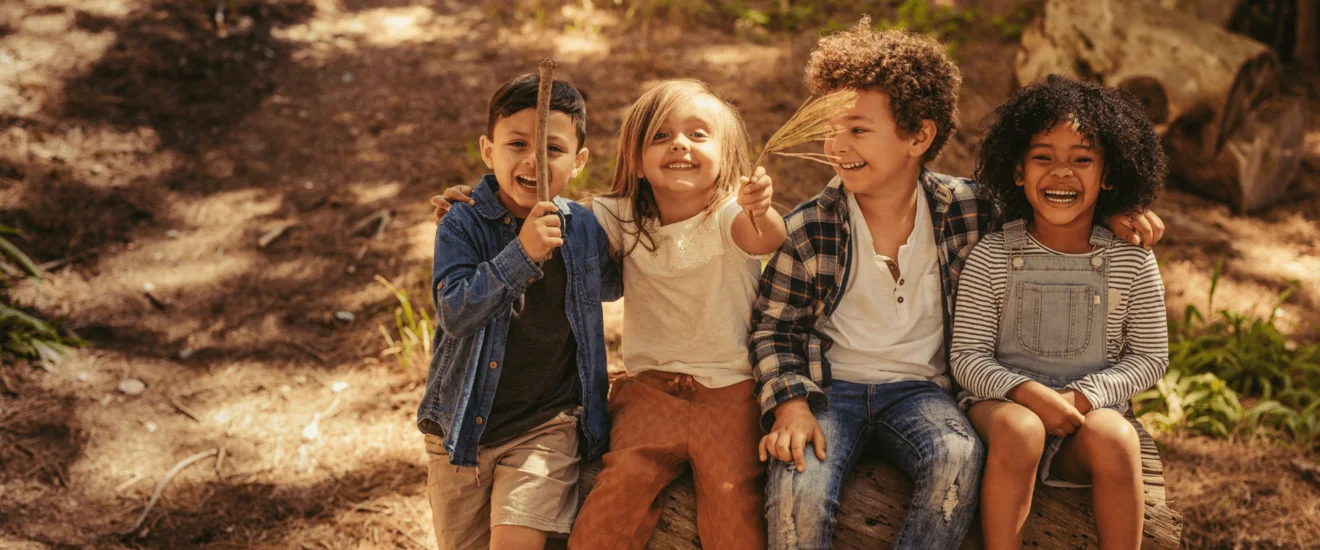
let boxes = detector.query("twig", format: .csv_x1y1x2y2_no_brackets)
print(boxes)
215,447,226,475
124,448,219,535
167,393,204,423
282,341,328,365
115,473,146,493
534,59,556,261
144,291,169,311
349,209,391,236
535,59,555,204
258,223,296,249
392,521,430,550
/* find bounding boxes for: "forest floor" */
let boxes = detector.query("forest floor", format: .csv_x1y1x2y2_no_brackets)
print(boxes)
2,0,1319,547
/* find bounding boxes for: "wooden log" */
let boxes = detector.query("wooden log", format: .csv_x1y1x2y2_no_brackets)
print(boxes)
573,416,1181,549
1015,0,1306,213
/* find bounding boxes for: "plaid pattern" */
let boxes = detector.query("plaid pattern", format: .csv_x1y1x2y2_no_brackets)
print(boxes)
749,168,996,430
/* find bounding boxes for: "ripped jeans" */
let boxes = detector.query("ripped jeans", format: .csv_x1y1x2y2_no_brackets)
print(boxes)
765,380,984,550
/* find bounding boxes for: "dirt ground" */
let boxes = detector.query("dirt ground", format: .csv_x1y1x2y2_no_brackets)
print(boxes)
1,0,1319,548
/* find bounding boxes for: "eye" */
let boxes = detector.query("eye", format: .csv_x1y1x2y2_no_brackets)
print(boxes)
1031,154,1051,162
549,145,566,154
508,140,527,148
691,130,710,139
1073,156,1094,164
851,127,867,134
653,131,669,141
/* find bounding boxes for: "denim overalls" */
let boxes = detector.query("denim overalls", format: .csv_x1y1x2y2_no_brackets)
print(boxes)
997,219,1120,487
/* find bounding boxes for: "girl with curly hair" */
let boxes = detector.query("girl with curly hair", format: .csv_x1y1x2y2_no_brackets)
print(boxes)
950,75,1171,549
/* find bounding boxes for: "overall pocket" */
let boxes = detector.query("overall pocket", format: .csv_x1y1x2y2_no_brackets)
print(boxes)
1015,282,1096,358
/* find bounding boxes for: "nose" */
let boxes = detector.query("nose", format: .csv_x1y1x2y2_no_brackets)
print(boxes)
1050,166,1074,179
670,135,690,151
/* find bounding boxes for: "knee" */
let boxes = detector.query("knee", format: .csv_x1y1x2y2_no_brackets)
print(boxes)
765,466,838,546
928,421,986,480
986,411,1046,471
1077,411,1140,478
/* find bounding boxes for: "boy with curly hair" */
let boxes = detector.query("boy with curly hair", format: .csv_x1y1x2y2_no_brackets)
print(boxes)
750,20,1165,549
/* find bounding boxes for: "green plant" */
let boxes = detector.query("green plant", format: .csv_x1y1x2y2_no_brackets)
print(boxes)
0,226,77,366
1136,257,1320,449
376,275,433,371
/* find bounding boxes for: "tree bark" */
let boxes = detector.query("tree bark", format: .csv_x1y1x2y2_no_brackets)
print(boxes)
1015,0,1306,213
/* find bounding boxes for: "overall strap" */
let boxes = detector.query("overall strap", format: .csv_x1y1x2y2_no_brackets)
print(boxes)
1003,219,1029,252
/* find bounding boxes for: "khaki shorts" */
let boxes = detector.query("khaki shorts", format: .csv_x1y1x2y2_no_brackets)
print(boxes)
425,410,580,550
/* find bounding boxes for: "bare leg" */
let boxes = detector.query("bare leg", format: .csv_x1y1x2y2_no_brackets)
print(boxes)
490,525,549,550
1050,409,1143,550
968,400,1046,550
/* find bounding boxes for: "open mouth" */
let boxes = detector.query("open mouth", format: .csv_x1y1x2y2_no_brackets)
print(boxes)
663,162,697,169
515,174,537,189
838,161,867,171
1043,189,1080,204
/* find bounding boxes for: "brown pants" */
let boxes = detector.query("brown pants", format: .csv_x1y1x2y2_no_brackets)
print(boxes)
569,371,766,550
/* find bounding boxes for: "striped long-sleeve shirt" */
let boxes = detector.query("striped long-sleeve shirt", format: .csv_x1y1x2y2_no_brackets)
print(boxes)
949,231,1169,410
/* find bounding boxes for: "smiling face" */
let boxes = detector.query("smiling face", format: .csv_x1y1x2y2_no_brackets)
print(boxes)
824,90,930,196
1017,120,1105,231
638,93,725,201
480,107,588,218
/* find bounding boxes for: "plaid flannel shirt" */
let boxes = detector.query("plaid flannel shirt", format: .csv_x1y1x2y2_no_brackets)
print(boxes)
749,168,996,430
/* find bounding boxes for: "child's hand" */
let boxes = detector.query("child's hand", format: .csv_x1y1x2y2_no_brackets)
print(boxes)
1058,388,1094,415
1107,209,1165,249
738,166,773,219
1010,381,1085,437
431,185,476,222
760,397,826,472
518,202,562,262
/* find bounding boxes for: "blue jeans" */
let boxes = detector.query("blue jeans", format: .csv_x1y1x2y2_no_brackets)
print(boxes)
765,380,985,550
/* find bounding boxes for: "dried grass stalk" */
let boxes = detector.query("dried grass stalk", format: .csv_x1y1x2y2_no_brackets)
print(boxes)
746,89,859,234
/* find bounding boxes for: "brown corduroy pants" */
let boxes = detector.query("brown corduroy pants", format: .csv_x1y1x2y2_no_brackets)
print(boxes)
568,370,767,550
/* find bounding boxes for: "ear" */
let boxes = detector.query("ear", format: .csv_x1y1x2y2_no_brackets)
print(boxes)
1014,164,1026,187
909,119,938,159
478,135,496,170
571,147,590,179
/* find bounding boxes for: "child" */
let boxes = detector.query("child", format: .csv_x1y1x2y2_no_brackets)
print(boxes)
432,79,785,549
569,80,785,549
749,20,1167,549
950,75,1170,549
424,74,621,550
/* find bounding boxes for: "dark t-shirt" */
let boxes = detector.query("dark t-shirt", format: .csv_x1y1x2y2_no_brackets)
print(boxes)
480,219,580,445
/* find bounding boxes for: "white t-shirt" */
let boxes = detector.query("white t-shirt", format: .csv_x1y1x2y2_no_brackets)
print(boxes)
821,189,949,389
592,196,762,388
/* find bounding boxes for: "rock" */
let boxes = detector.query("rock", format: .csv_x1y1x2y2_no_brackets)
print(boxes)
331,381,348,393
118,379,146,395
178,348,194,360
76,372,89,382
334,311,355,323
166,230,180,239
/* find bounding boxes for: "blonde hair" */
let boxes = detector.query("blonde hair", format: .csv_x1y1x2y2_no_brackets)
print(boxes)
602,80,751,255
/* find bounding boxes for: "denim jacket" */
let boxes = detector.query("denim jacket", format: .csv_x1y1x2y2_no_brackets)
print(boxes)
421,175,622,467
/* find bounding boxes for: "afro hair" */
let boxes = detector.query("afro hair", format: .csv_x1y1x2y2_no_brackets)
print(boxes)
973,75,1167,224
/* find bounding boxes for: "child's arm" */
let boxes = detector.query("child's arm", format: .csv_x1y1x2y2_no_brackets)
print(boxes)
1065,251,1170,411
730,167,787,255
595,222,623,303
433,202,562,338
750,235,825,422
750,234,829,469
949,239,1033,398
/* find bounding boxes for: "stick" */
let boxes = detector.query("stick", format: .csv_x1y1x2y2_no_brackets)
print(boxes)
167,393,204,423
392,521,430,550
535,59,555,204
533,59,556,260
124,448,219,535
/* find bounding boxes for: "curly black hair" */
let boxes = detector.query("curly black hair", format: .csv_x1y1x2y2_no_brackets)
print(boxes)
973,75,1167,224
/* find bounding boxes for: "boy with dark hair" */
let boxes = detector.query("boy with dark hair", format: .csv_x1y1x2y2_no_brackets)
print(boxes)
423,73,620,550
750,20,1165,549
